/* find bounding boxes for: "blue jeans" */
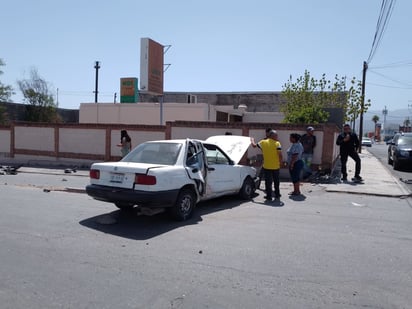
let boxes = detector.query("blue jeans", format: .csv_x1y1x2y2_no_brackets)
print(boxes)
264,168,280,198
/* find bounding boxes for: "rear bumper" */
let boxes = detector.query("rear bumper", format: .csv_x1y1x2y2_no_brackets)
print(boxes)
85,184,180,207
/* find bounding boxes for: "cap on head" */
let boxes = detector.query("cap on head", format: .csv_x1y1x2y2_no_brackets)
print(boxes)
269,130,277,137
306,126,314,132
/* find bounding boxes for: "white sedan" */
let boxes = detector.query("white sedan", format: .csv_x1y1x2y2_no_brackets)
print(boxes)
86,135,257,221
362,137,373,147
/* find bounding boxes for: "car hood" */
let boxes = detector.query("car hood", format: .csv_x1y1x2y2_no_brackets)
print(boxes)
205,135,251,164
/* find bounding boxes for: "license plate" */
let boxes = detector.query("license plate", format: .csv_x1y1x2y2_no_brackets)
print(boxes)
110,173,124,183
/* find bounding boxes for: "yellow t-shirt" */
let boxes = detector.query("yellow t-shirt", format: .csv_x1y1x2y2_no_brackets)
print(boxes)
258,139,282,170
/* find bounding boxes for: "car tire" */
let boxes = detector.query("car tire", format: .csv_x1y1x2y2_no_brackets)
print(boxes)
387,153,393,165
114,202,134,210
239,177,255,200
393,158,401,170
169,188,195,221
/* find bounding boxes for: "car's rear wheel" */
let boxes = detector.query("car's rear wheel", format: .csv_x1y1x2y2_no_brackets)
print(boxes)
239,177,255,200
169,188,195,221
114,202,134,210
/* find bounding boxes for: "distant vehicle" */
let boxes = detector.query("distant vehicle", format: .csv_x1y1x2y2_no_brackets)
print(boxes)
387,132,412,170
86,135,257,221
384,135,394,144
361,137,372,147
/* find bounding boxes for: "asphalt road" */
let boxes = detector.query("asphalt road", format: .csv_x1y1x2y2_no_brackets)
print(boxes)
365,143,412,191
1,173,411,309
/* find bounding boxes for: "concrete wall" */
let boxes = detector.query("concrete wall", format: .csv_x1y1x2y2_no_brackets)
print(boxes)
0,127,11,156
0,121,340,171
79,103,212,125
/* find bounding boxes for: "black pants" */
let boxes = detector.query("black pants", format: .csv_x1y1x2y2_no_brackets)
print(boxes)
264,168,280,198
340,151,361,178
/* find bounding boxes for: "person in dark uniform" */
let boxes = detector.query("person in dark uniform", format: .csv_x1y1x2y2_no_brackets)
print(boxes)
336,124,362,182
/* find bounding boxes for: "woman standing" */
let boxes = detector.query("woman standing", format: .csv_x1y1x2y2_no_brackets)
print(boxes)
287,133,304,196
117,130,132,158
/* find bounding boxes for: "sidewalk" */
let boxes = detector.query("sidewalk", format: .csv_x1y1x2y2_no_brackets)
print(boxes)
319,149,411,197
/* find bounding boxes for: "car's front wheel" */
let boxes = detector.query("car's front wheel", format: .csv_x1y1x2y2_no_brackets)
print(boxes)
393,157,401,170
387,152,393,165
239,177,255,199
169,188,196,221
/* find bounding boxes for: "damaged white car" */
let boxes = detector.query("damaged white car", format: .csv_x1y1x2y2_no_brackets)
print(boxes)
86,135,257,221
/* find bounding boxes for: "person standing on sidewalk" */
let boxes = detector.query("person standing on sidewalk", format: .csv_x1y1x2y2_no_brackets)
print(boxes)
336,124,362,182
286,133,304,195
251,130,283,200
300,126,316,180
117,130,132,158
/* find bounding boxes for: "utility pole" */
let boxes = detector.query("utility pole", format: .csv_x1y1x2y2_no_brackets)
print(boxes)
94,61,100,103
358,61,368,153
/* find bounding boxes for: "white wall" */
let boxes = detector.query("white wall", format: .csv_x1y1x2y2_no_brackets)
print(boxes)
110,130,165,155
59,128,105,155
14,126,54,151
171,127,243,140
0,129,11,154
79,103,210,125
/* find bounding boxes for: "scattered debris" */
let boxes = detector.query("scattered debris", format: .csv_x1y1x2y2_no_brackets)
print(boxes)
198,250,203,254
64,167,78,174
0,165,22,175
351,202,365,207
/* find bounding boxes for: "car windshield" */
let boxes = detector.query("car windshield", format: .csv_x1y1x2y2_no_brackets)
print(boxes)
122,142,182,165
398,136,412,145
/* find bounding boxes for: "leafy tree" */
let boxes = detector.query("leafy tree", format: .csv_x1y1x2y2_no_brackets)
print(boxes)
372,115,379,124
0,104,8,125
0,58,14,102
280,70,348,124
281,71,371,126
17,68,59,122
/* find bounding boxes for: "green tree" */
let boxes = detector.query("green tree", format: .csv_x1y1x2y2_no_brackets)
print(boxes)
0,58,14,102
280,70,347,124
0,104,8,125
281,71,371,126
372,115,380,125
17,68,59,122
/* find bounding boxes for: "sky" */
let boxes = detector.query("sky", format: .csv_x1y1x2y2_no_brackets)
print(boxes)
1,0,412,125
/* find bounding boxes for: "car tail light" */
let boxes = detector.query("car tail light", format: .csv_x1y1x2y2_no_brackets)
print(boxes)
135,174,156,185
90,169,100,179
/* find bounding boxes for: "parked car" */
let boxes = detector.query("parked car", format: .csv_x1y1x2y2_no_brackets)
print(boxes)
387,132,412,170
86,135,257,221
361,137,372,147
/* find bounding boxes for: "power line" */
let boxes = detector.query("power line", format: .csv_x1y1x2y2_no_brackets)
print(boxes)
368,69,412,87
367,0,396,64
369,60,412,69
367,82,412,89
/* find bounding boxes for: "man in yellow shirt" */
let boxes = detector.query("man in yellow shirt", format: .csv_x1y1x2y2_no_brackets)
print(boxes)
251,130,283,200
